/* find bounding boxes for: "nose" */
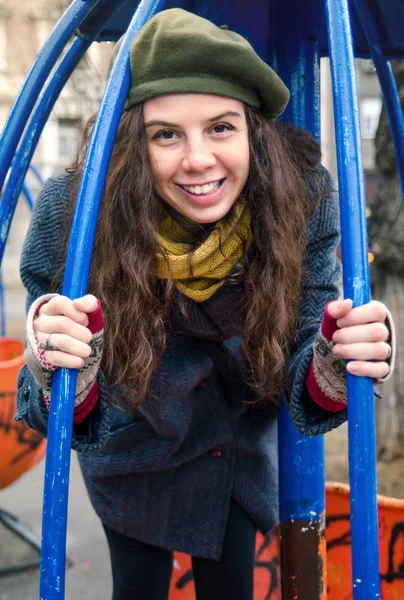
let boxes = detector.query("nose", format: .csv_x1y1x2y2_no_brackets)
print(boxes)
182,137,216,172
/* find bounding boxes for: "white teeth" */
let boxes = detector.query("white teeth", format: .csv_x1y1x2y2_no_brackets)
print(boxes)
181,181,221,195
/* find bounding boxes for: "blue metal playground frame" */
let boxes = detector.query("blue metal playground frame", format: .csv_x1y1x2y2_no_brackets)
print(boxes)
0,0,403,598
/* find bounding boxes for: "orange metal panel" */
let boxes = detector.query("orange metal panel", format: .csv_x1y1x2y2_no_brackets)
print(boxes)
167,483,404,598
0,338,46,489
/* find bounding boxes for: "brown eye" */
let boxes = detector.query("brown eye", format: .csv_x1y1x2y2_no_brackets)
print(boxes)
211,123,233,134
153,130,178,140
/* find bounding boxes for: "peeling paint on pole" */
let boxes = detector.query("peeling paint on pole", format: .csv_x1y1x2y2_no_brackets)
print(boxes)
281,513,327,600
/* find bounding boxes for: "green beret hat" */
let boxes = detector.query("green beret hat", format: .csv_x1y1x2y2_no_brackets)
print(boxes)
122,8,290,119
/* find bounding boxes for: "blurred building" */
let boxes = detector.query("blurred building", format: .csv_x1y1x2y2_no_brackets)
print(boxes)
0,0,114,287
321,57,382,201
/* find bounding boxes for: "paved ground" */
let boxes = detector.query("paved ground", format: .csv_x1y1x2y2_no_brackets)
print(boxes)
0,456,112,600
0,288,112,600
2,287,27,338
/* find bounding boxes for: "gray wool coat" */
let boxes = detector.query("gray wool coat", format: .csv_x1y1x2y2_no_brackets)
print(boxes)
16,167,347,560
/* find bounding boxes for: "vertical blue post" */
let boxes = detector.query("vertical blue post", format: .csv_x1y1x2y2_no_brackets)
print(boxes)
270,0,327,597
39,2,166,598
324,0,380,598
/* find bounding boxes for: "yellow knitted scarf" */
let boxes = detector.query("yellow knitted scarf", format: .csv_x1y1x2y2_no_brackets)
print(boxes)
156,200,253,302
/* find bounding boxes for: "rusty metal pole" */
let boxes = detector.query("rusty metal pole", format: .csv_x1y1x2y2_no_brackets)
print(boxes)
270,0,327,598
278,401,327,600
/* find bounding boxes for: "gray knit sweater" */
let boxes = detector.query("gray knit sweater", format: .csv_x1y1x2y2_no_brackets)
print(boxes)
16,167,346,559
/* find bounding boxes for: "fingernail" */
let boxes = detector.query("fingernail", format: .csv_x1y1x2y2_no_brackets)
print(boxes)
333,344,342,355
347,363,359,373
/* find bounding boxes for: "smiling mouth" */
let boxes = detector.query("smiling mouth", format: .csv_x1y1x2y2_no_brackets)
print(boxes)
178,179,224,196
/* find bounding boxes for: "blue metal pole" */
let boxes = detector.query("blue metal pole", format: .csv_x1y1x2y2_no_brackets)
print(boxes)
270,0,326,597
352,0,404,202
0,37,94,265
0,0,92,194
324,0,380,598
278,401,326,599
39,1,166,597
29,164,45,186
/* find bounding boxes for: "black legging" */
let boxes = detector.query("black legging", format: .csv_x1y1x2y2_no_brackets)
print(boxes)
102,499,257,600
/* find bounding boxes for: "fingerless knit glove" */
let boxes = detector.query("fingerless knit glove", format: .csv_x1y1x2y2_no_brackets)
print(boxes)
306,303,396,412
24,294,104,423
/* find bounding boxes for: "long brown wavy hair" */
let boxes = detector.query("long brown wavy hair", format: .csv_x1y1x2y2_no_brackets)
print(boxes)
54,104,324,407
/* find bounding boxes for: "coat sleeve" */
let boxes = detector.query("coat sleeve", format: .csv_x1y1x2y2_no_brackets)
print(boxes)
284,165,348,435
15,173,111,452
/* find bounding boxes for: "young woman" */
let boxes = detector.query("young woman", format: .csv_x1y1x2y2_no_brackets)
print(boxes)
17,9,394,600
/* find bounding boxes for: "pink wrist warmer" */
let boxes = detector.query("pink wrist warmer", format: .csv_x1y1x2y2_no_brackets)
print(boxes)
306,305,347,412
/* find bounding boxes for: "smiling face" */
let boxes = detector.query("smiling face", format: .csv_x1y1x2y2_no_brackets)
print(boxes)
143,94,250,223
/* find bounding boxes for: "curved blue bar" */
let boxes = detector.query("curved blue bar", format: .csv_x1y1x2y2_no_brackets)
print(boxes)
0,0,91,194
325,0,380,598
40,1,166,597
0,0,127,266
22,182,34,211
0,180,33,337
0,37,91,265
352,0,404,202
29,164,45,186
271,0,325,524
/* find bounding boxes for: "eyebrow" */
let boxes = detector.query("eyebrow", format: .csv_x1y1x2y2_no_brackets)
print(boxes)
144,111,242,128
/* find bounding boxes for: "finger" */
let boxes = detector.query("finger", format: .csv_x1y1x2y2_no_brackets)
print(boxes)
336,301,387,328
39,296,89,326
36,332,92,359
33,315,93,344
327,299,353,320
332,322,389,344
41,350,86,370
333,341,391,361
72,294,98,314
346,360,390,379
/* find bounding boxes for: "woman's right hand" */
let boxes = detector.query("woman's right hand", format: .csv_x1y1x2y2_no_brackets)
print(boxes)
33,294,98,370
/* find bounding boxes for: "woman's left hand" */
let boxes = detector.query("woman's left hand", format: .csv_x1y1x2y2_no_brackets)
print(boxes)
327,299,391,380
